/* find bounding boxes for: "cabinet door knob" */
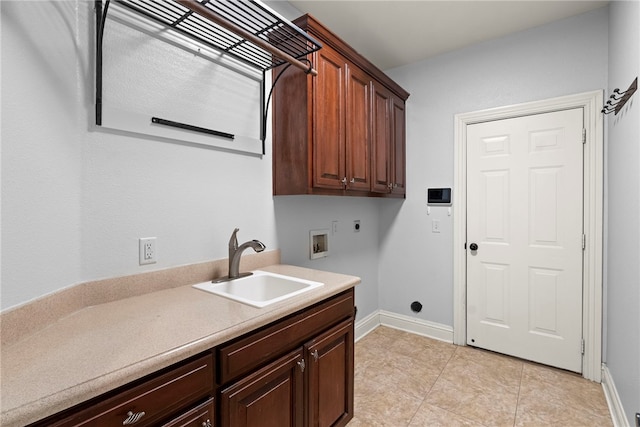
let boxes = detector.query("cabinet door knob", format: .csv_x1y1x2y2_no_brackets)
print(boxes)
123,411,146,425
312,349,319,361
202,420,212,427
297,358,306,372
350,178,355,183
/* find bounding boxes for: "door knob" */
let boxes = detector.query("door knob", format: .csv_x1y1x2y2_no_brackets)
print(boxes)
469,243,478,251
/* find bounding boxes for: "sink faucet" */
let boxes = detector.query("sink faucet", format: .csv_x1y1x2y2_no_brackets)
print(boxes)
214,228,266,282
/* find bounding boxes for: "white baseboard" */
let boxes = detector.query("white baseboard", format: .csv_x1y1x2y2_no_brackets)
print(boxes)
354,310,381,342
355,309,454,343
601,363,630,427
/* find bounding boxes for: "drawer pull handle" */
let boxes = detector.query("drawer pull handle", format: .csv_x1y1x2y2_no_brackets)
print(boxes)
123,411,146,425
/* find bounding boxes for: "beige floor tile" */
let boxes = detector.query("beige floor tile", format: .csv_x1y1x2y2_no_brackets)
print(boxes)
351,327,613,427
445,346,524,390
408,402,487,427
425,374,519,426
423,346,522,425
515,363,613,427
353,372,424,426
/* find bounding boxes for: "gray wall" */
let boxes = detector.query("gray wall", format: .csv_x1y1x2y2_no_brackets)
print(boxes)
382,7,609,326
606,1,640,424
0,0,376,315
274,196,381,320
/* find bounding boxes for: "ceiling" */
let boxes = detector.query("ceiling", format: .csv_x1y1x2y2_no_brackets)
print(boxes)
287,1,610,70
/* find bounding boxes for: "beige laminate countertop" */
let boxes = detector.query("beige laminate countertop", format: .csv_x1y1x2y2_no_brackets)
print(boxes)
1,264,360,426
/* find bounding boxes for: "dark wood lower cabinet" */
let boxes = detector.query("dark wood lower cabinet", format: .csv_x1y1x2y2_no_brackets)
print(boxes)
32,354,215,427
220,350,305,427
220,317,354,427
306,320,354,427
30,290,355,427
163,398,215,427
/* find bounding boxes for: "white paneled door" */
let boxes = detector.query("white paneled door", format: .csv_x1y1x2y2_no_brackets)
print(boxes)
466,108,584,373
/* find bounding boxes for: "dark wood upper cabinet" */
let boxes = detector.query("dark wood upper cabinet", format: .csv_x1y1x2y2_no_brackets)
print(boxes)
272,14,409,198
391,95,407,196
313,45,347,190
372,83,406,196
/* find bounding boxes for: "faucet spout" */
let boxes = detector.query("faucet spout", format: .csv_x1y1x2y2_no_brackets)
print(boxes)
214,228,266,282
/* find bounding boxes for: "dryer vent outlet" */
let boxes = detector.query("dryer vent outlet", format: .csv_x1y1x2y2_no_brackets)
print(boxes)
410,301,423,313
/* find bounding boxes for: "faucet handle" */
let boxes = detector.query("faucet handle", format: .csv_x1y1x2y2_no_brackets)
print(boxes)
229,228,240,250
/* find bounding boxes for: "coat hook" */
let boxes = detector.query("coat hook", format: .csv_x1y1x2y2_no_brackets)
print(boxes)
609,87,629,100
603,77,637,116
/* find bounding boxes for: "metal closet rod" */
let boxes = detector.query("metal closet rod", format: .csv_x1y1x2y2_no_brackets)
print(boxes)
175,0,318,76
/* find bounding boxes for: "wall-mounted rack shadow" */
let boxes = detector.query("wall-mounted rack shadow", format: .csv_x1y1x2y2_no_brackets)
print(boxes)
601,77,637,115
95,0,322,154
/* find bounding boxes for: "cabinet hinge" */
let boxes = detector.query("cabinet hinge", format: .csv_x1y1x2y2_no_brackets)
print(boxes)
582,128,586,144
582,234,586,250
581,339,585,355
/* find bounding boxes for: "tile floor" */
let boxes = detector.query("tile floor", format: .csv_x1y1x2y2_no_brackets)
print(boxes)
348,326,613,427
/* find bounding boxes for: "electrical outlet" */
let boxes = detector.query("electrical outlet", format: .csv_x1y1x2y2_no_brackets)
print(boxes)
332,220,338,234
432,219,441,233
139,237,157,265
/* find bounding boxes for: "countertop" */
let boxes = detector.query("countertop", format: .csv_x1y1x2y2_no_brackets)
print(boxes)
0,264,360,426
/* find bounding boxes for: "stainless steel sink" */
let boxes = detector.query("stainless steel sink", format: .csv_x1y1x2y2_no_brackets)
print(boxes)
192,271,323,308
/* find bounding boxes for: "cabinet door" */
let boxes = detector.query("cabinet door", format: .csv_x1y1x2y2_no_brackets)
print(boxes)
305,319,354,427
162,398,215,427
313,46,346,190
345,65,371,191
390,94,406,196
220,349,304,427
371,83,392,193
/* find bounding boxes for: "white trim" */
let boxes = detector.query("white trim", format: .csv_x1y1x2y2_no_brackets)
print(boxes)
354,310,381,342
601,364,630,427
453,90,604,381
354,309,454,343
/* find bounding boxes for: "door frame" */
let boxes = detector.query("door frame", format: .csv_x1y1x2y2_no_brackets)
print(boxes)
452,91,604,381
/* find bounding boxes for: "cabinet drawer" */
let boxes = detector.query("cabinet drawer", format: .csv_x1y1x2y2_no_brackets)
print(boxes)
218,289,354,384
50,354,214,427
162,397,215,427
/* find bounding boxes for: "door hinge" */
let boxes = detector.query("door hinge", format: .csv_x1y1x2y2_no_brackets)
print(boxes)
582,128,586,144
581,339,585,355
582,234,586,250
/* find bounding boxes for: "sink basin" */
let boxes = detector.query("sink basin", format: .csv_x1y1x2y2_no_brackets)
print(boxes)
192,271,323,308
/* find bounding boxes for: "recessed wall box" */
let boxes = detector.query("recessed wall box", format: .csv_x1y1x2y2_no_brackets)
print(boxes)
427,188,452,205
309,229,329,259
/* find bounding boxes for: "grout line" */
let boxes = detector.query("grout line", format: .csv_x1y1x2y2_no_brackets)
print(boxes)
403,338,459,427
512,361,525,426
